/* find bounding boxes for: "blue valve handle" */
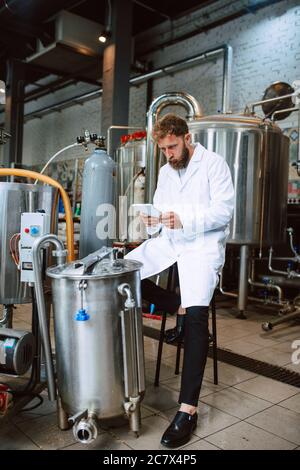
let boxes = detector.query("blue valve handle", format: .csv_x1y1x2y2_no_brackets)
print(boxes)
75,308,90,321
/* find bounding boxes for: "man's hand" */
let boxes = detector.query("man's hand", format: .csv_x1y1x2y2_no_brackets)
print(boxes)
140,213,160,227
161,212,183,229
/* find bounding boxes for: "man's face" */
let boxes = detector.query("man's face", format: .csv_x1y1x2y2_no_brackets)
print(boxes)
157,134,190,170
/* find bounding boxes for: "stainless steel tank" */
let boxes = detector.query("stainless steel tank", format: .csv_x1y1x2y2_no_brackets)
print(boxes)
47,250,145,442
188,115,289,246
0,182,57,304
116,133,146,242
80,148,116,258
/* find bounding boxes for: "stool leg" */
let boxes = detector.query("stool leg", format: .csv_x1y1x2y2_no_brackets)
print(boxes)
211,294,218,385
175,343,181,375
154,311,167,387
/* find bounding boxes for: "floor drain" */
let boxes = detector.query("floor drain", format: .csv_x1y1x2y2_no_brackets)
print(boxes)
143,325,300,388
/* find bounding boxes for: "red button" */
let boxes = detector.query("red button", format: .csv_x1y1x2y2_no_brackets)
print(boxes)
24,228,30,233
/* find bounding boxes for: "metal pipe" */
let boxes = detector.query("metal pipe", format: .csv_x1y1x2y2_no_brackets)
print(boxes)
287,227,300,261
73,415,98,444
219,271,285,308
32,234,66,401
248,278,283,303
268,247,300,278
222,44,233,113
2,44,232,123
259,123,268,258
145,92,203,202
271,107,298,121
237,245,249,316
107,125,144,157
246,92,297,114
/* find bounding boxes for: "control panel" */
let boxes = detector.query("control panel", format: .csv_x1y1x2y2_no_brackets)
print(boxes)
20,212,50,283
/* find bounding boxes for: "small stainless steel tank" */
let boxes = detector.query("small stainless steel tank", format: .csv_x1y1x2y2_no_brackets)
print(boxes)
0,182,57,304
116,133,147,242
47,249,145,443
80,149,116,258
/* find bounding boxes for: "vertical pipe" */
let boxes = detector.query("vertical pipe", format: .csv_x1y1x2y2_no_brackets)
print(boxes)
222,45,233,113
145,92,203,202
237,245,249,318
32,235,66,401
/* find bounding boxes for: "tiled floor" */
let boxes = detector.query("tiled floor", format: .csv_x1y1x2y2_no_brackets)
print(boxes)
1,300,300,450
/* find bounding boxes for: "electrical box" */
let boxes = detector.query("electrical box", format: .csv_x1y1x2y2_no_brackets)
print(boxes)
20,212,51,283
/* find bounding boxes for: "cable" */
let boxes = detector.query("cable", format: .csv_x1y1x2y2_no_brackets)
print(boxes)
20,394,44,412
9,232,20,267
34,142,80,184
124,169,144,197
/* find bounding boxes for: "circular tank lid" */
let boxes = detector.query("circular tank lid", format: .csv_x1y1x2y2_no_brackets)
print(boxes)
47,257,142,280
188,113,282,131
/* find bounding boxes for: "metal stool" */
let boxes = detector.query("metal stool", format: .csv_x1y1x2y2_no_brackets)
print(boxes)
154,292,218,386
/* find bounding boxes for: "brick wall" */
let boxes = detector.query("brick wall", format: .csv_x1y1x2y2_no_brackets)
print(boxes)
23,0,300,165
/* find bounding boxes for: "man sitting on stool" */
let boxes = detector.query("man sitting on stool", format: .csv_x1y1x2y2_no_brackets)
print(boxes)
126,113,234,448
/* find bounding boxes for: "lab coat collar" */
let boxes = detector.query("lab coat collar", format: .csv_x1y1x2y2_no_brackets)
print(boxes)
165,142,206,190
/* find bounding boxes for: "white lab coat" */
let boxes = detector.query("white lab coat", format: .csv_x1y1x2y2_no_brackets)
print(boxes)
125,142,234,308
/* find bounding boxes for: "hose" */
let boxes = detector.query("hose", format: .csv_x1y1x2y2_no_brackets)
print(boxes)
0,169,75,261
34,142,80,183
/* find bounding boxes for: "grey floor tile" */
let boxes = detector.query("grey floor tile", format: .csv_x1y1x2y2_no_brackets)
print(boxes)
205,421,296,450
244,333,285,347
234,376,300,404
247,348,293,367
61,432,132,450
182,438,221,450
286,363,300,374
246,405,300,445
272,341,299,354
279,393,300,414
143,383,179,411
201,387,272,419
110,414,199,450
143,337,178,360
141,404,157,419
163,376,228,397
0,421,39,450
145,360,178,382
220,339,265,355
16,413,78,449
159,403,239,438
204,363,257,386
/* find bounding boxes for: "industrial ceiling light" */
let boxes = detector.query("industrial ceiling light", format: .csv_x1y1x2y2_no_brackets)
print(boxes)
98,0,112,44
98,28,111,43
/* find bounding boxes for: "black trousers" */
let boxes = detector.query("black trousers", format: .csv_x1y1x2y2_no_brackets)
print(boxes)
141,279,181,314
179,306,209,406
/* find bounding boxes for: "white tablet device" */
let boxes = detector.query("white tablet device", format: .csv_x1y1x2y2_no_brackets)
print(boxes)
131,204,161,218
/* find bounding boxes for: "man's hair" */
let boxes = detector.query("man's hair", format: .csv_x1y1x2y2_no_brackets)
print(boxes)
152,113,189,141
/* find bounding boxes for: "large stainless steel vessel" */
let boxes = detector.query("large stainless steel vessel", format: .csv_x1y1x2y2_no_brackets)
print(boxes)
144,93,289,247
189,115,289,246
0,182,57,304
47,250,145,442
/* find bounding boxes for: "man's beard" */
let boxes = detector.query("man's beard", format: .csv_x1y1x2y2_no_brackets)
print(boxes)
168,144,190,170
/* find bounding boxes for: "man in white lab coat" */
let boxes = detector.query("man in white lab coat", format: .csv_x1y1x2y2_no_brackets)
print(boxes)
125,113,234,448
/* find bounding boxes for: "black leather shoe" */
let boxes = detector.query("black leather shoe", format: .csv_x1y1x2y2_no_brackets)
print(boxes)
164,314,185,345
160,411,198,448
164,326,184,344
